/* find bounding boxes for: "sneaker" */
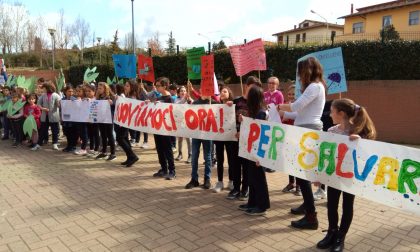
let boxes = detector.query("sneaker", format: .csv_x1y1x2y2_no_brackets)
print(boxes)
226,189,240,200
265,168,276,173
212,181,224,193
282,183,295,193
95,153,108,159
185,179,199,189
245,208,267,216
165,171,176,180
212,158,217,167
294,186,302,196
227,180,234,190
75,149,87,155
238,190,249,201
31,144,40,151
172,147,177,153
314,188,327,201
153,169,168,177
203,179,211,189
52,144,59,150
175,154,183,161
140,142,149,149
186,155,191,164
106,154,117,161
238,204,253,211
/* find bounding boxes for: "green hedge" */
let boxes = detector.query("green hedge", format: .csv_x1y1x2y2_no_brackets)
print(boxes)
67,40,420,85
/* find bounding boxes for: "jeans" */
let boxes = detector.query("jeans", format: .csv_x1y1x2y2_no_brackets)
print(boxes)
191,138,212,181
2,113,10,138
38,116,59,145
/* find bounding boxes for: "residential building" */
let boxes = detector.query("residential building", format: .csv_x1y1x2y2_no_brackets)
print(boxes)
272,20,344,46
337,0,420,41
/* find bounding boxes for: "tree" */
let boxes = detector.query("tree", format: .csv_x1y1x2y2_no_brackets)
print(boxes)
72,15,90,61
147,31,164,56
11,2,29,52
380,25,400,41
165,31,176,55
110,29,120,53
0,1,14,54
123,32,140,53
212,40,227,51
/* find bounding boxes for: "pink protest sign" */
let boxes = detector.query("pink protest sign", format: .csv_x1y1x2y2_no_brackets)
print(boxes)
200,54,215,97
229,38,267,77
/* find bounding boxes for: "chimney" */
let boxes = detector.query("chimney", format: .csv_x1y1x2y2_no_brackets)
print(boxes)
351,3,354,14
294,25,297,29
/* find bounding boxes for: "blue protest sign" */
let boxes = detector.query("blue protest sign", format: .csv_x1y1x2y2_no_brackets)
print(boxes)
112,54,137,78
295,47,347,96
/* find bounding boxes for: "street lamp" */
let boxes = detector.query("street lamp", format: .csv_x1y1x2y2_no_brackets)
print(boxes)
48,28,56,70
131,0,135,54
311,10,329,42
97,37,102,63
198,33,212,53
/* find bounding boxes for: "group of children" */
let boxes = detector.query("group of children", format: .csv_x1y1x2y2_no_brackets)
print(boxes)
0,57,377,252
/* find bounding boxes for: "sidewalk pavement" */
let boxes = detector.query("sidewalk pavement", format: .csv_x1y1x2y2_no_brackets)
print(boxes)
0,138,419,252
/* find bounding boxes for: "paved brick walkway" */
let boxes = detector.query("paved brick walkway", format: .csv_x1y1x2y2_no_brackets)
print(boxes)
1,138,420,252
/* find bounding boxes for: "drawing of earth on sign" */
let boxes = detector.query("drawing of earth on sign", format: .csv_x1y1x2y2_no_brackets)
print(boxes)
192,65,201,74
325,67,346,94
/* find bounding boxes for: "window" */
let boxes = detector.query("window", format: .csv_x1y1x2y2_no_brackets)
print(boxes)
352,22,364,34
383,15,392,27
303,23,309,28
302,33,306,42
409,11,419,25
296,34,300,43
278,35,283,44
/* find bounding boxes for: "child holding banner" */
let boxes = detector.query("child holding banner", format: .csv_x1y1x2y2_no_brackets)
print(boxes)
61,86,78,153
151,77,176,179
226,76,263,200
84,84,101,156
74,85,89,155
238,85,270,216
174,85,193,163
95,82,116,161
277,57,326,230
316,98,376,252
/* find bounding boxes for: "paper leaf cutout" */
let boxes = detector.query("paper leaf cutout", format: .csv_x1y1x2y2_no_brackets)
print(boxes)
7,100,26,115
23,114,37,138
0,99,11,112
83,67,99,82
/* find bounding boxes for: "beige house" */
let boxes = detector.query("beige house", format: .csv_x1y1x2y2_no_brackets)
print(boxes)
273,20,344,46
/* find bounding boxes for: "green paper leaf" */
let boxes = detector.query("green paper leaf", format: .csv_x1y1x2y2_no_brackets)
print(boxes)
23,114,37,138
6,74,16,87
83,67,99,82
28,77,36,94
0,99,11,112
106,77,112,85
118,78,124,85
57,68,65,92
112,76,116,83
7,100,26,115
16,75,26,87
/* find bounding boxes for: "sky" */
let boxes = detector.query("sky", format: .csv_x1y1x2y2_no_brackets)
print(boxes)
19,0,386,48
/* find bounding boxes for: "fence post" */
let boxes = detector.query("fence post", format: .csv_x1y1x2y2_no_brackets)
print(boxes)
331,32,336,46
176,45,179,55
380,28,385,43
208,42,211,54
286,35,289,50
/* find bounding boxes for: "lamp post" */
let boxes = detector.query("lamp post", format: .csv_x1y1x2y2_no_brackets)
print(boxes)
48,28,56,70
198,33,212,53
311,10,329,42
97,37,102,63
131,0,135,54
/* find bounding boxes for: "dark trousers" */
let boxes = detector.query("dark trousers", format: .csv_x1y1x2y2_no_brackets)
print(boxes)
129,129,137,142
63,125,78,149
232,142,248,193
154,134,175,173
245,159,270,210
289,175,295,184
77,123,88,150
115,125,137,160
135,131,148,143
2,113,10,138
215,141,235,182
171,136,176,148
87,123,100,151
38,116,59,145
327,187,355,235
296,178,316,214
10,117,24,144
98,123,115,155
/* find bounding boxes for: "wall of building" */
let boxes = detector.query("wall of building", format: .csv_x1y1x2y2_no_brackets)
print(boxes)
278,27,344,45
219,80,420,145
343,4,420,34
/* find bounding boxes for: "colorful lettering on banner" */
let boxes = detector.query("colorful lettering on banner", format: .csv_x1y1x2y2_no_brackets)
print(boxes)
61,100,112,124
238,116,420,215
114,96,237,141
137,54,155,83
228,38,267,77
200,54,215,97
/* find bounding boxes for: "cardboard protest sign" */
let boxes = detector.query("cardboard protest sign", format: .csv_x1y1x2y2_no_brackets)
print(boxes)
296,47,347,96
137,55,155,83
114,96,237,141
61,100,112,124
23,114,37,138
239,116,420,215
113,54,137,78
187,47,206,80
229,38,266,77
200,54,215,97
